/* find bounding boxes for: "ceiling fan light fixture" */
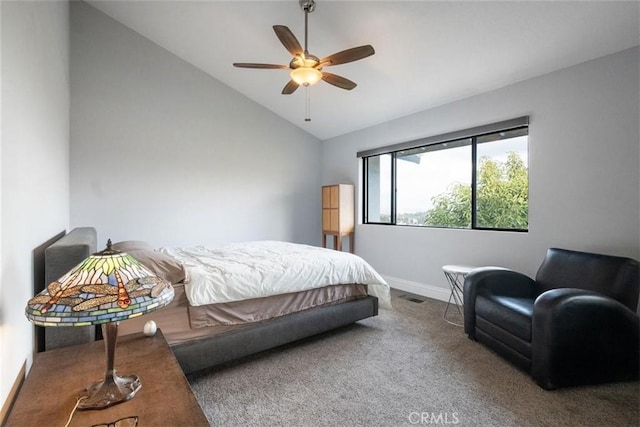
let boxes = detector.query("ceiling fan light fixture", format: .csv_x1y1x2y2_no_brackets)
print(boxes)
290,67,322,86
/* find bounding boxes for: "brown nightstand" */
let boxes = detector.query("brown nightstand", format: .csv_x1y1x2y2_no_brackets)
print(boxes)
6,330,208,426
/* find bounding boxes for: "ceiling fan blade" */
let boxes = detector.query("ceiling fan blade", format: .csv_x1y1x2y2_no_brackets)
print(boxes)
233,63,289,69
320,45,375,67
321,72,357,90
273,25,303,57
282,80,299,95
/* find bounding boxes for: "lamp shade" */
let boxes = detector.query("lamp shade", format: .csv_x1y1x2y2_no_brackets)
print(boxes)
290,67,322,86
26,243,174,327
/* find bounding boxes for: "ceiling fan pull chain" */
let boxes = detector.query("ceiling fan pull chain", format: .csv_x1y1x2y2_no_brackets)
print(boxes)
305,86,311,122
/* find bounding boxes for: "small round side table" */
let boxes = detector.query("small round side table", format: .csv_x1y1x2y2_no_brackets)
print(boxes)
442,265,476,326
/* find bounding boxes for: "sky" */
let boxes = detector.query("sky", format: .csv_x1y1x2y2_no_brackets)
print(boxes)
381,135,528,214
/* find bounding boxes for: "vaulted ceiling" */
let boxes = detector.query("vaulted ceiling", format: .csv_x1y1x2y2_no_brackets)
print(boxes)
87,1,640,140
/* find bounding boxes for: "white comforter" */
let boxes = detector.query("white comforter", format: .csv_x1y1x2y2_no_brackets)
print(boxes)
160,241,391,309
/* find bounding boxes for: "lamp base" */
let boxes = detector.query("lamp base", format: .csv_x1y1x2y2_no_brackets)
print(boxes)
78,372,141,410
77,322,141,410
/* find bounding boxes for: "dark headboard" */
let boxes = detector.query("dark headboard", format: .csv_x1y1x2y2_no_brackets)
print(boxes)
32,230,65,353
39,227,98,352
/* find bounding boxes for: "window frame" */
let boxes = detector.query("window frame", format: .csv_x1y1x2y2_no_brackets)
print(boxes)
359,118,529,232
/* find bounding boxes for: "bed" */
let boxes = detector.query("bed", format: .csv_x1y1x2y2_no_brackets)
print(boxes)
40,227,389,374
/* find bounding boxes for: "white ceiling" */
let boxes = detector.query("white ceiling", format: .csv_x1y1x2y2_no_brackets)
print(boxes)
86,1,640,140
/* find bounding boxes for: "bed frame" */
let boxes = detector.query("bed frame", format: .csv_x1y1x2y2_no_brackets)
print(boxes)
42,227,379,374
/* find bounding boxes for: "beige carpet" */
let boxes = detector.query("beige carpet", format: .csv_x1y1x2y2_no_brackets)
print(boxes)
188,290,639,426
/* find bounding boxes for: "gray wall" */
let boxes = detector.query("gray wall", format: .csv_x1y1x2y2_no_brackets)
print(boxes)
0,0,70,409
70,2,322,248
322,48,640,301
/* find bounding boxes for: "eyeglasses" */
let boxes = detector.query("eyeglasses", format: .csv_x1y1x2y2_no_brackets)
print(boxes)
92,416,138,427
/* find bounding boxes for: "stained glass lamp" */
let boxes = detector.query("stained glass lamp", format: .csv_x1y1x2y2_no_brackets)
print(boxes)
25,240,174,410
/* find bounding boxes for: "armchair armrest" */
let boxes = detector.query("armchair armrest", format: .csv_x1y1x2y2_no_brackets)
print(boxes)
532,288,640,389
463,267,537,337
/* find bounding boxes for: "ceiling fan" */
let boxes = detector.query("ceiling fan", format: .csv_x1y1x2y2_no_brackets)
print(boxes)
233,0,374,120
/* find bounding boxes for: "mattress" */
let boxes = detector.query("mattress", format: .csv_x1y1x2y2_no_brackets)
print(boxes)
119,283,368,345
189,283,368,327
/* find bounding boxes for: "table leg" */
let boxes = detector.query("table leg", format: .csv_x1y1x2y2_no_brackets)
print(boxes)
443,271,465,326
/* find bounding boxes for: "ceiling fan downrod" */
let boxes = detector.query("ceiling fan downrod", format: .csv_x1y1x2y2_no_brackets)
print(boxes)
300,0,315,54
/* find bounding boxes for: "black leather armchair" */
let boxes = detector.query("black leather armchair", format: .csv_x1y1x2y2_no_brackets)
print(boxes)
464,248,640,389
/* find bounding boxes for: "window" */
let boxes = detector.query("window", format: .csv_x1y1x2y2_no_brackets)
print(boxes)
359,118,529,231
365,153,393,223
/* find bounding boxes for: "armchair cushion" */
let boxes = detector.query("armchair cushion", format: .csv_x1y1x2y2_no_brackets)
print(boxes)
476,295,534,341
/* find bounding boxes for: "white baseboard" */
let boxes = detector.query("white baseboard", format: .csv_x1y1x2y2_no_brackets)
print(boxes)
382,275,453,304
1,360,26,425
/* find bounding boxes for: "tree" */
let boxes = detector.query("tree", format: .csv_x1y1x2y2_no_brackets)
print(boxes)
423,183,471,228
424,152,528,229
